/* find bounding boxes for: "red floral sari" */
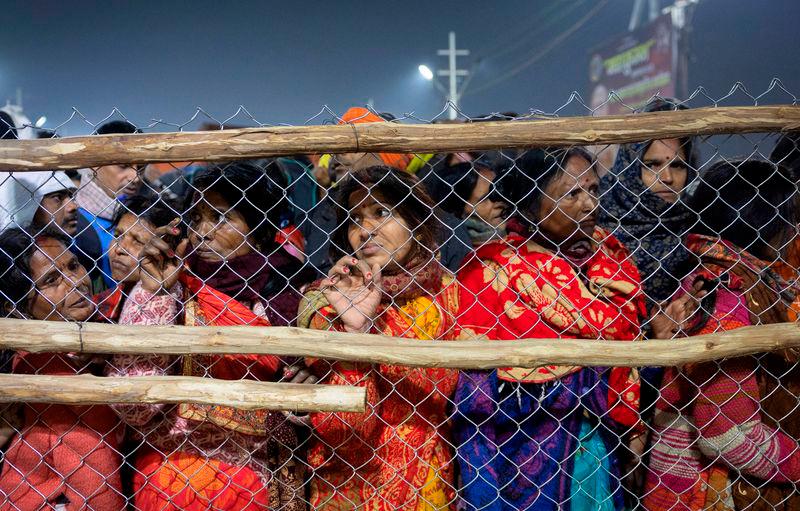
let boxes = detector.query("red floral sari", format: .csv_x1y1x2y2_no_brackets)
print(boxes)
298,263,460,511
453,229,645,510
457,229,645,424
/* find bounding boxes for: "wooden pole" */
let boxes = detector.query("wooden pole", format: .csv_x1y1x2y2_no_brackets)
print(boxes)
1,318,798,368
0,374,366,412
1,106,798,171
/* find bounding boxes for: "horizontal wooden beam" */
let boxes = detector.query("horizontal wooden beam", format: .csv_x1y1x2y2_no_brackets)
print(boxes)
0,373,366,412
1,318,798,368
1,106,798,171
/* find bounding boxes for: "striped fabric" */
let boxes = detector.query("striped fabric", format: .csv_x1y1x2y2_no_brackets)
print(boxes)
643,283,800,510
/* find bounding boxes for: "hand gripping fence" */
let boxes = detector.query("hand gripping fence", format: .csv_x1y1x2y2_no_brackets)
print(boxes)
0,89,799,510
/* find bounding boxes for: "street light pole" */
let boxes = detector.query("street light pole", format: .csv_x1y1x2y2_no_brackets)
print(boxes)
436,31,469,120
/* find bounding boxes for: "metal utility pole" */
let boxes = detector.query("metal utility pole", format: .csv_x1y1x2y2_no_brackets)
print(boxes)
629,0,661,31
436,32,469,120
628,0,699,100
663,0,700,99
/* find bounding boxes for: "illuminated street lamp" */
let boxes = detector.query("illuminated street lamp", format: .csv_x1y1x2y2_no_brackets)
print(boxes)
418,32,469,119
418,64,434,81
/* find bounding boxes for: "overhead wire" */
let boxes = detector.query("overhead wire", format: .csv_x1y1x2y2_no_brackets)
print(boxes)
464,0,610,97
470,0,588,64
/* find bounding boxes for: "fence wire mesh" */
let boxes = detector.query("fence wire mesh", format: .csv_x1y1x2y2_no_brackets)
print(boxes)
0,86,800,511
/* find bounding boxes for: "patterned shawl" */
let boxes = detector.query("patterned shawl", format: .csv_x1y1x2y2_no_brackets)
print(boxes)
598,98,700,305
456,228,646,429
93,282,139,323
685,234,796,326
644,234,800,511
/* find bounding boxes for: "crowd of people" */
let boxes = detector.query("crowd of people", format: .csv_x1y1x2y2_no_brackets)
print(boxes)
0,102,799,511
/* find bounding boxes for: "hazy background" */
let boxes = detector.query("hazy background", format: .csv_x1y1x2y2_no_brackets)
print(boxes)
2,0,798,133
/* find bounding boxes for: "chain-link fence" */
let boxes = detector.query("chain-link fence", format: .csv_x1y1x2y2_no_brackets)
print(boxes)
1,86,800,510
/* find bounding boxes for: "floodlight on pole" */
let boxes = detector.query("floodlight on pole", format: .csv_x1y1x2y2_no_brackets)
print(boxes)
436,31,469,120
418,65,434,81
418,32,469,119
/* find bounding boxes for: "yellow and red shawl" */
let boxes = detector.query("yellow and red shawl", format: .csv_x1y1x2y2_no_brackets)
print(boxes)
299,269,460,511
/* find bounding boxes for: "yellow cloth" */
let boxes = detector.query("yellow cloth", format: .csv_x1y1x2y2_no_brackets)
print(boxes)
416,451,451,511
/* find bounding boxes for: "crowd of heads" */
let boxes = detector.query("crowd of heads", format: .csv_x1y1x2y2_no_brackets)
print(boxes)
1,101,800,509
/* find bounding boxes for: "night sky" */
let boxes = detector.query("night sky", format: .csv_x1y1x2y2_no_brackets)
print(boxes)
2,0,798,134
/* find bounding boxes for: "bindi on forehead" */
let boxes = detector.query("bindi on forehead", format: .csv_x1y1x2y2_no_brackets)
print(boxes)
578,172,599,186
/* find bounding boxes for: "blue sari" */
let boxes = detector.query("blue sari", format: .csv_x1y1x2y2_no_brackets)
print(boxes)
453,369,627,511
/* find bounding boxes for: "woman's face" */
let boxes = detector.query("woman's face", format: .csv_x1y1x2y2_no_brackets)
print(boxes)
27,238,94,321
640,138,689,203
537,155,599,245
347,190,413,270
464,168,505,227
110,213,156,282
188,190,253,262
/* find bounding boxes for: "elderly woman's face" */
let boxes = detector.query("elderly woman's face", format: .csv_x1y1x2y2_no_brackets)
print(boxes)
27,238,94,321
110,213,156,282
347,190,413,269
188,190,253,262
537,155,599,245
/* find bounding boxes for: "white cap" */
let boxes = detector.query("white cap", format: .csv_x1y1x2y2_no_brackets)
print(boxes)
0,171,76,231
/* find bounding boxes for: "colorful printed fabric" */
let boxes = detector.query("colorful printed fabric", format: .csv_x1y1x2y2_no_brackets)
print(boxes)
771,238,800,321
109,278,303,511
453,229,645,511
93,283,132,322
132,449,271,511
299,270,460,511
643,235,800,511
177,273,285,436
0,351,125,510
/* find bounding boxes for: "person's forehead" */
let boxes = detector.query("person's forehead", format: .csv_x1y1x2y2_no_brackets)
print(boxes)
348,189,388,209
30,240,70,270
36,237,67,252
645,138,682,154
196,190,232,210
561,159,596,181
117,213,153,231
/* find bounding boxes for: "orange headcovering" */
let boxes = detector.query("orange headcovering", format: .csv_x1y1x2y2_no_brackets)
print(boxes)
338,107,412,171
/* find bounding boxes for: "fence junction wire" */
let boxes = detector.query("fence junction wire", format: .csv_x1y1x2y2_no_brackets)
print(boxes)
0,88,800,510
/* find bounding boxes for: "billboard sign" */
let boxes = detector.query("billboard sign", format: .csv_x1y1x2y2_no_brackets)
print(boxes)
589,14,675,115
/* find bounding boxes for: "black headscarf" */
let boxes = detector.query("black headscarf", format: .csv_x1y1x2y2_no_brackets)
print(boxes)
598,98,700,305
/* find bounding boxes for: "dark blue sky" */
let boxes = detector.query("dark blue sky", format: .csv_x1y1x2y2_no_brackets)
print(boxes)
2,0,798,134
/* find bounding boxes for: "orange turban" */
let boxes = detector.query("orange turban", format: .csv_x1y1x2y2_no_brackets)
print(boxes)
338,107,412,171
